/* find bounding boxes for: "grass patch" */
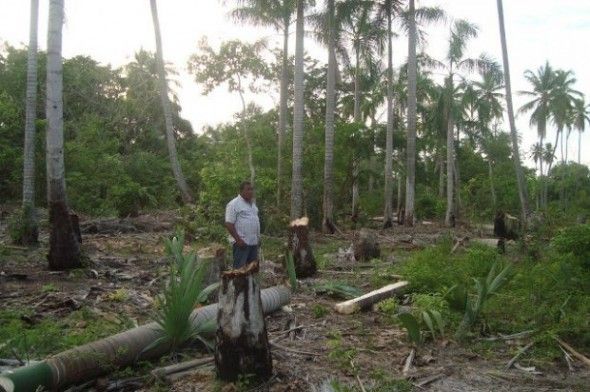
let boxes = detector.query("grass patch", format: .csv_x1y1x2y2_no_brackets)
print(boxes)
0,307,131,360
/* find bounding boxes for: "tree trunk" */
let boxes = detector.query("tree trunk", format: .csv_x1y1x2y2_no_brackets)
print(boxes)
565,130,570,163
497,0,530,225
21,0,39,245
445,112,455,227
438,148,445,198
150,0,193,204
237,84,256,184
351,45,361,223
404,0,417,227
288,217,316,278
383,7,394,229
322,0,336,234
353,228,380,262
290,0,305,220
215,263,273,382
46,0,81,270
277,20,289,206
560,127,565,163
488,160,497,209
579,130,582,164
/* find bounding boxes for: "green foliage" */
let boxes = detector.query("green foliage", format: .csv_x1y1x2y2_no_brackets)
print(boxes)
312,304,329,319
398,241,500,293
454,261,512,340
7,206,37,245
313,281,362,299
552,224,590,266
149,232,218,352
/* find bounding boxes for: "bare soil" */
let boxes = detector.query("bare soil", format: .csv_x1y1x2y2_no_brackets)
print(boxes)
0,212,588,391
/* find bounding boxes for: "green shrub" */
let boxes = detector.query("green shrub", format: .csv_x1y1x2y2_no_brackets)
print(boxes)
552,224,590,267
7,207,37,245
176,204,226,243
111,181,155,218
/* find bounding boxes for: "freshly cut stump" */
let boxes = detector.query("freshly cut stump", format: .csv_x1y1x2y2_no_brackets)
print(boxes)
288,217,316,278
215,262,272,382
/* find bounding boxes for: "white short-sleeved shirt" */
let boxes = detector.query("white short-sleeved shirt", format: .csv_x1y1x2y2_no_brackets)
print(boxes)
225,195,260,246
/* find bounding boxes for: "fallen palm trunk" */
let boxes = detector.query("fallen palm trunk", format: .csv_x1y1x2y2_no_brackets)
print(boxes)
334,281,409,314
215,263,272,381
0,286,290,392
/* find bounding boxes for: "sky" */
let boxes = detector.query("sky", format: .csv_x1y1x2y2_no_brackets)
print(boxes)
1,0,589,168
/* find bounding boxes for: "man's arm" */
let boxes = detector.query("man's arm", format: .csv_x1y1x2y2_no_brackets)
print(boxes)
225,222,246,247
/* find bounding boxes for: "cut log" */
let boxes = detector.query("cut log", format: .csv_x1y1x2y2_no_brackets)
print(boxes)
215,262,272,382
288,217,316,278
334,281,409,315
470,238,500,248
353,228,380,262
197,245,226,287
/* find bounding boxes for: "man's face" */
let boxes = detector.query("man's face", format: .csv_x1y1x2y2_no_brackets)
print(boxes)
241,184,254,201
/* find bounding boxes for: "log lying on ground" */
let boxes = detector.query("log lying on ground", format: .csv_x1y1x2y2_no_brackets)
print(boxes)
334,281,409,315
215,262,272,381
288,217,316,278
470,238,500,248
0,286,290,392
353,228,380,262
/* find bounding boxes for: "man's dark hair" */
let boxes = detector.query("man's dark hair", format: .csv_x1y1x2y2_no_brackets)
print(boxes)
239,181,252,191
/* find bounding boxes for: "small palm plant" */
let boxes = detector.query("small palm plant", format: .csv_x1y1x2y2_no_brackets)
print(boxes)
149,232,219,352
454,260,512,340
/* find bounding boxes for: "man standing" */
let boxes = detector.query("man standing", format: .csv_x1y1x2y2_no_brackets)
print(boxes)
225,181,260,269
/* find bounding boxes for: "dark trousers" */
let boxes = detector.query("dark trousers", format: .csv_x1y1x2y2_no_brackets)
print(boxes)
232,244,258,269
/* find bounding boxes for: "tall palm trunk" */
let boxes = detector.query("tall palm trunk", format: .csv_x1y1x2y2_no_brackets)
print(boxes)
150,0,193,204
560,128,564,163
444,79,455,227
404,0,417,227
579,130,582,164
437,148,445,198
21,0,39,245
497,0,530,224
46,0,80,270
351,46,361,222
322,0,336,233
290,0,305,220
383,7,394,228
237,78,256,184
488,160,497,208
277,17,289,206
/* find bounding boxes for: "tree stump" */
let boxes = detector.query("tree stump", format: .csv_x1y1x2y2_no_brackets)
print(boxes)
353,228,380,262
215,262,272,382
197,245,226,287
288,217,316,278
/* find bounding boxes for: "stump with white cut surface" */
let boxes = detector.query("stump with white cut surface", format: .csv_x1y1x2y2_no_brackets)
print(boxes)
288,217,316,278
214,262,272,382
334,281,409,314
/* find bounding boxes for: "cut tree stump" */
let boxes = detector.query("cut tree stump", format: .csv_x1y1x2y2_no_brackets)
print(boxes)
334,281,409,314
197,245,226,287
288,217,316,278
215,262,272,382
353,228,380,262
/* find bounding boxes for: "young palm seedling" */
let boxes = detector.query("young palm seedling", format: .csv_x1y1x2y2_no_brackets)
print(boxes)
147,232,219,353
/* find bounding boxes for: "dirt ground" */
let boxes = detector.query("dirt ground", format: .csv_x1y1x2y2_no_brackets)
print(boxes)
0,212,588,391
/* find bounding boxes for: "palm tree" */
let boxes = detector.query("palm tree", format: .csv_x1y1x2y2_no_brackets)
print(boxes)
46,0,81,269
550,69,580,165
403,0,417,226
339,0,386,221
150,0,193,204
291,0,305,220
442,20,490,226
231,0,295,205
495,0,529,223
21,0,39,245
571,97,589,164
